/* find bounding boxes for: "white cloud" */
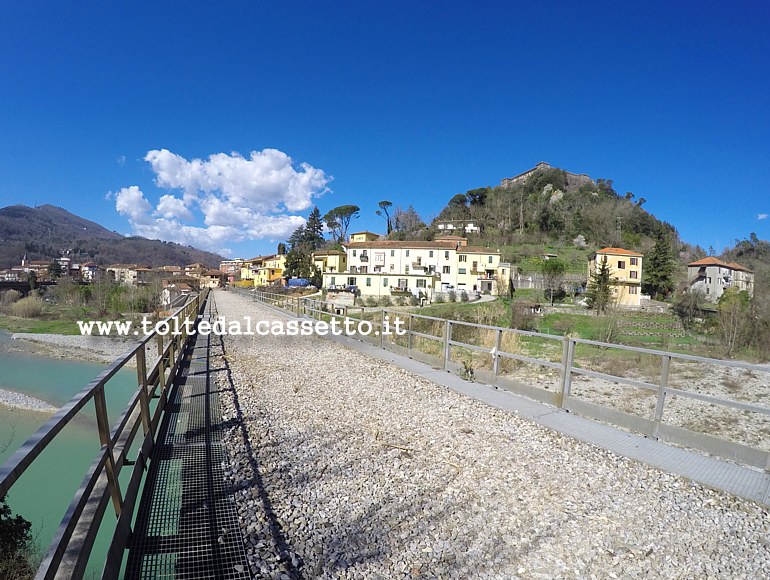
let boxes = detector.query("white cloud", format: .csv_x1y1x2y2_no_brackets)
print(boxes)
144,148,329,212
156,195,194,221
758,213,768,220
114,186,153,225
112,148,330,255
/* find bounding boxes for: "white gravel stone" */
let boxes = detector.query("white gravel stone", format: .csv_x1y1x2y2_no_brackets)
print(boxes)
212,289,770,579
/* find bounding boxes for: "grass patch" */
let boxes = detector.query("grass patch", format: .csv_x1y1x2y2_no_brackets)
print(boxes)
0,314,83,334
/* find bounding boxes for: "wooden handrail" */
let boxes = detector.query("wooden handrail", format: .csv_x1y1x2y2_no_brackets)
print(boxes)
0,288,209,578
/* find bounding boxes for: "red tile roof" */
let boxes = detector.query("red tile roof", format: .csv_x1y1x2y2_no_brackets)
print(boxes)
688,256,752,272
595,247,643,257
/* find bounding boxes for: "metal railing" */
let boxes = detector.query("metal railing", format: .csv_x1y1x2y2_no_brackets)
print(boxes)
240,288,770,472
0,290,208,579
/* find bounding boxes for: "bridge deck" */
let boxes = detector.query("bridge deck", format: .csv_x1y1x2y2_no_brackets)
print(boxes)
124,297,250,579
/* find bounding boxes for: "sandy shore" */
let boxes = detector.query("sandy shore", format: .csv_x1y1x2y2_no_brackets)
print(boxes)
0,387,58,413
9,332,141,365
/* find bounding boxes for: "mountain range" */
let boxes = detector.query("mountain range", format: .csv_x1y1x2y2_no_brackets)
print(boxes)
0,204,224,269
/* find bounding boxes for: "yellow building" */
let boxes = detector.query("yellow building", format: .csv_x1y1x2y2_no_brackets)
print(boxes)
588,248,644,307
312,250,347,273
348,231,380,243
240,255,269,282
254,254,286,286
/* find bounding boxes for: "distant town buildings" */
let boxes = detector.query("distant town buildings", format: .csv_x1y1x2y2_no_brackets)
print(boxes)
434,220,481,235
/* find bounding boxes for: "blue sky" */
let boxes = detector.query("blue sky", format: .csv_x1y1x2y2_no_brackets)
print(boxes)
1,1,768,259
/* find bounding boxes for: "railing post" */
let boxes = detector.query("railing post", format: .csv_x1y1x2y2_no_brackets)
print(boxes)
380,309,385,349
443,319,452,370
407,313,414,356
492,328,502,376
136,345,151,435
652,355,671,439
558,339,575,409
157,333,166,393
94,386,123,517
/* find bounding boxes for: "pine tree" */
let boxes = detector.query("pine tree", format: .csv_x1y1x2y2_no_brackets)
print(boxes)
586,256,614,314
642,231,675,299
304,206,325,250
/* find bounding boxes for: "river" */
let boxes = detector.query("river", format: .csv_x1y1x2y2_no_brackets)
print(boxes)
0,330,138,577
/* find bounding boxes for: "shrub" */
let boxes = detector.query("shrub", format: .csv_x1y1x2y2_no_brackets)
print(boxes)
459,291,469,302
364,296,378,307
447,290,457,302
510,302,536,331
434,294,445,304
10,296,44,318
408,295,420,306
0,290,22,305
395,296,407,306
378,296,392,307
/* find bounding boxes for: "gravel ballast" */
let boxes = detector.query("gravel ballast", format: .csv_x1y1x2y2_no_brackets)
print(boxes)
212,290,770,579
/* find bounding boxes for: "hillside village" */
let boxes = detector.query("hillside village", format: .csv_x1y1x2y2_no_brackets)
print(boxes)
1,162,758,311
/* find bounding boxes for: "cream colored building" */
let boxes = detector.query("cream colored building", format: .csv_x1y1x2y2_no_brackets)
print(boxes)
587,248,644,307
324,236,510,298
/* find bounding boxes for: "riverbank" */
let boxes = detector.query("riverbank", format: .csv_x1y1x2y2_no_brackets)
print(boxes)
0,387,58,413
7,333,138,365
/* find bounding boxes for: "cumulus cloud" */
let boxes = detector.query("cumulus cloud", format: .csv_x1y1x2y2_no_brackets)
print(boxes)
758,213,768,220
156,195,194,221
112,148,331,255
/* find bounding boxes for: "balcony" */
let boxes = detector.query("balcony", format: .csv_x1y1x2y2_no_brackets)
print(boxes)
359,255,369,262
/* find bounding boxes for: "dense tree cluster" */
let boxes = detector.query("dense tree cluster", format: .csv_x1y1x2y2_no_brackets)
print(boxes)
434,167,676,251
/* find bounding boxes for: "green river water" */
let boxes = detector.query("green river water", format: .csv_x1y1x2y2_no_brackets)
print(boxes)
0,331,139,577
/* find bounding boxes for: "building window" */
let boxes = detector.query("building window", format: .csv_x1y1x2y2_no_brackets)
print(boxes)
360,266,367,273
629,286,638,294
391,250,395,257
406,250,410,257
405,265,410,274
445,251,450,259
383,278,388,287
459,268,466,274
390,264,394,272
348,277,356,286
618,260,626,269
330,276,336,285
350,266,357,273
459,255,467,262
630,257,638,265
416,279,426,288
366,277,371,287
442,266,450,274
488,256,493,263
352,250,357,257
429,251,434,257
630,271,638,279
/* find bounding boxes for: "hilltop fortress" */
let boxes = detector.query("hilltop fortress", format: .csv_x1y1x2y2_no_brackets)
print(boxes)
500,161,593,191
